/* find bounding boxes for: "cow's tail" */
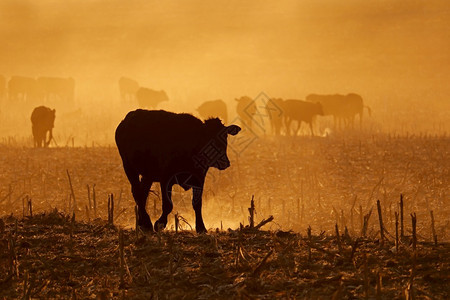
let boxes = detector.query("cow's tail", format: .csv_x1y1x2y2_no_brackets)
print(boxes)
364,106,372,117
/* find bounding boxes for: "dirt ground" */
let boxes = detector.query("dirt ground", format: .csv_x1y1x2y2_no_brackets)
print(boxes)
0,211,449,299
0,133,449,299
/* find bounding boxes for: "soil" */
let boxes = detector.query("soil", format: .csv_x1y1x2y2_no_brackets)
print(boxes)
1,210,449,299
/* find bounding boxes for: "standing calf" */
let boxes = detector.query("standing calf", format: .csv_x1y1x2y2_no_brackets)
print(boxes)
31,106,56,148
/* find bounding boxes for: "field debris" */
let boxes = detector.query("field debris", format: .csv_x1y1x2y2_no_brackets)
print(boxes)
1,210,449,299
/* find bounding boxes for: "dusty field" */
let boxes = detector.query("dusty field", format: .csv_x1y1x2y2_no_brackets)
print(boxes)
0,133,448,239
0,211,449,299
0,133,449,298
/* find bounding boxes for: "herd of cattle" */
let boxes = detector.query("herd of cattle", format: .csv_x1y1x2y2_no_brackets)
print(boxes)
118,76,372,137
0,74,371,148
1,75,372,232
0,75,74,103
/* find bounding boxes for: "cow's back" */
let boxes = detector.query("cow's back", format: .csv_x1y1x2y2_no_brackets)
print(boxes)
136,88,169,108
346,93,363,114
119,77,139,93
284,100,322,121
31,106,55,129
197,100,228,123
116,110,204,175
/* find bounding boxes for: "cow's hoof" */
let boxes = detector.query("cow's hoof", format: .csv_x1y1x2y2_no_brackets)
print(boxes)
154,220,166,232
139,223,154,232
196,225,207,234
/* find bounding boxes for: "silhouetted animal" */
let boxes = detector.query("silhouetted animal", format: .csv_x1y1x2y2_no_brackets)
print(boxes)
0,75,5,101
31,106,56,148
265,98,285,136
119,77,139,102
8,76,40,102
306,93,370,129
236,96,257,130
282,100,323,136
37,77,75,102
197,99,228,124
115,110,241,233
136,88,169,108
344,93,371,128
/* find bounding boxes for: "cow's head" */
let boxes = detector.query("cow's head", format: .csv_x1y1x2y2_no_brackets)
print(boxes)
159,90,169,103
197,118,241,171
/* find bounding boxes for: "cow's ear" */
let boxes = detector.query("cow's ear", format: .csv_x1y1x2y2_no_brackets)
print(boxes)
226,125,241,136
52,109,56,114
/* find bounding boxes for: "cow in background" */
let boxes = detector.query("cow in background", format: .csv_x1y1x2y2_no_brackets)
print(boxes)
136,87,169,109
37,77,75,103
283,100,323,136
306,93,371,129
266,98,285,136
31,106,56,148
344,93,371,129
8,76,40,103
197,99,228,124
236,96,257,131
115,109,240,233
119,77,139,102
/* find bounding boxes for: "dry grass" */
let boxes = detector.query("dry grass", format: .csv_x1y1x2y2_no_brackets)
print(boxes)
0,132,448,298
0,210,449,299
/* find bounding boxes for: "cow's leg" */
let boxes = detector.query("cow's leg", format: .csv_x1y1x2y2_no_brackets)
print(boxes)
285,118,292,136
359,112,363,130
46,129,53,147
309,122,314,136
37,132,43,148
137,176,153,229
293,120,300,136
124,163,153,230
155,181,174,231
192,185,207,233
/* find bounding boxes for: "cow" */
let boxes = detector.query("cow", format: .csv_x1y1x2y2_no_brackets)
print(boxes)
136,87,169,109
0,75,5,101
306,93,371,129
37,77,75,103
115,110,241,233
282,100,323,136
196,99,228,124
235,96,256,130
344,93,371,128
119,77,139,102
31,106,56,148
265,98,285,136
8,76,40,103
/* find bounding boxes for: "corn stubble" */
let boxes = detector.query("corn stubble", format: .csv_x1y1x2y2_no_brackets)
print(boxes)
0,133,448,298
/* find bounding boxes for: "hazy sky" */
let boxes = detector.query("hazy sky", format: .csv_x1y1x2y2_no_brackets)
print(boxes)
1,0,449,107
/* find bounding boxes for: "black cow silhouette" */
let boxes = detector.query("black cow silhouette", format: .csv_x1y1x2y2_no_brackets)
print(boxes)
31,106,56,148
115,110,241,233
283,100,323,136
197,99,228,124
136,87,168,108
118,77,139,102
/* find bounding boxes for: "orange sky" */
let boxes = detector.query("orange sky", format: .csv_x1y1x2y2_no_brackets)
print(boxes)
0,0,449,119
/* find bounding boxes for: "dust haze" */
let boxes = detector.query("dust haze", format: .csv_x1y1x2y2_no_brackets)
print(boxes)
0,1,448,234
1,0,449,139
